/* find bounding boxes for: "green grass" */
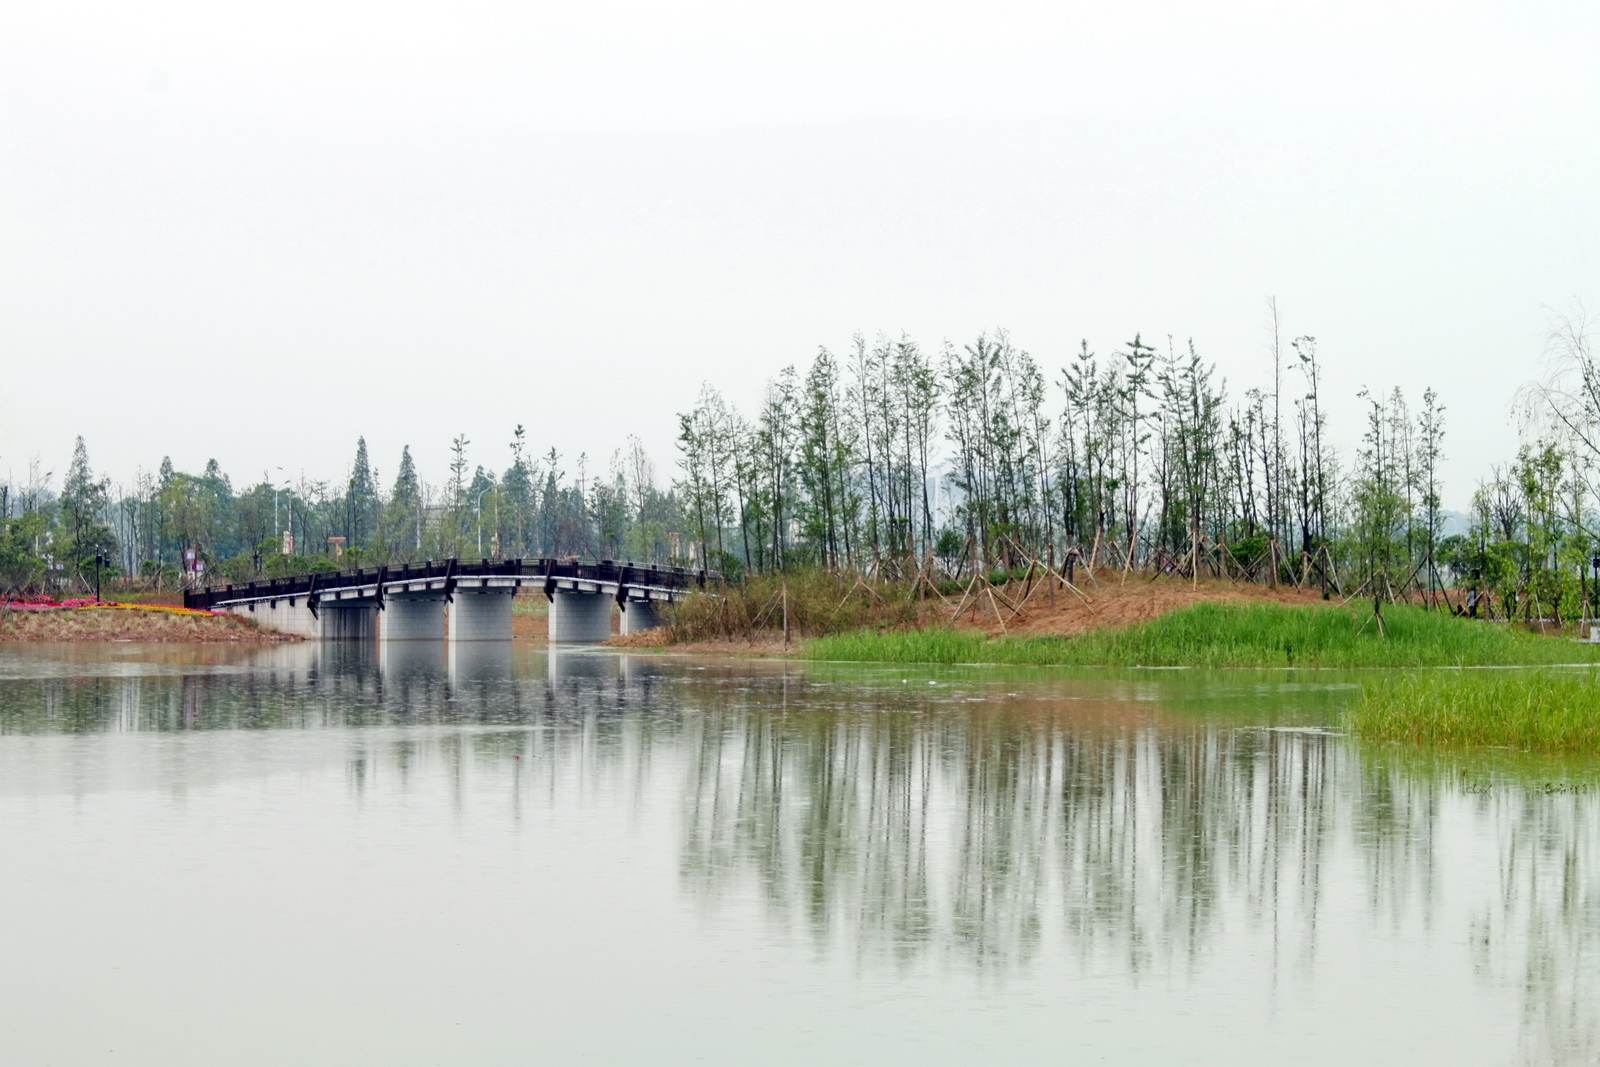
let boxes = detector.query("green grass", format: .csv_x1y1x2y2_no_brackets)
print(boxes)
1349,670,1600,751
805,601,1600,668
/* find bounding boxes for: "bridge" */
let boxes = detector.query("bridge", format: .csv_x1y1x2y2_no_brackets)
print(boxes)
182,558,710,643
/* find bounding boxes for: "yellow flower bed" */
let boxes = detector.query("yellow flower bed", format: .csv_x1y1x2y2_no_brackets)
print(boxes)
77,603,217,617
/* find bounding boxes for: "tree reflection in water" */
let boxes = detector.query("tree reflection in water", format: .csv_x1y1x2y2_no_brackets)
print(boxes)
676,690,1355,976
671,670,1599,1066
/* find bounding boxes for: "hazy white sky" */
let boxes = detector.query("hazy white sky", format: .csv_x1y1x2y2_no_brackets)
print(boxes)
3,0,1597,505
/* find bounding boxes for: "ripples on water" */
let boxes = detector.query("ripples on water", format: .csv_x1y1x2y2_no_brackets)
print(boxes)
0,642,1597,1065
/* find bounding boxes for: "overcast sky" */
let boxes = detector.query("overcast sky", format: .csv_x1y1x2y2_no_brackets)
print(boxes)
3,0,1597,506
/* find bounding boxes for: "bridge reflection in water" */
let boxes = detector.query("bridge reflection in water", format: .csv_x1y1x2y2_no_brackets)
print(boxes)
1,650,1596,1063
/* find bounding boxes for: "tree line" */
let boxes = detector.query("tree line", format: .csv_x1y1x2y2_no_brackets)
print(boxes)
0,430,687,592
8,306,1600,621
677,313,1399,584
673,307,1600,620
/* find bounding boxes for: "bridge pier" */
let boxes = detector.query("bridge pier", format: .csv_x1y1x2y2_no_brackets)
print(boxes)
549,590,614,643
233,599,322,639
620,599,664,635
449,590,515,641
321,604,378,641
382,596,447,641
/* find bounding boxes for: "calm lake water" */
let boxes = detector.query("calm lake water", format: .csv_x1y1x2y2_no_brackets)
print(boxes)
2,642,1598,1066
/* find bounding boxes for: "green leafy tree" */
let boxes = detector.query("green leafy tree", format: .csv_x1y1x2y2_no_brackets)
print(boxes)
382,446,422,560
0,510,50,593
501,425,538,558
58,436,116,584
1350,388,1410,616
345,437,379,551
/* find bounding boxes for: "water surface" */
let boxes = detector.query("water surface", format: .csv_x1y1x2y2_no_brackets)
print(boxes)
2,642,1596,1065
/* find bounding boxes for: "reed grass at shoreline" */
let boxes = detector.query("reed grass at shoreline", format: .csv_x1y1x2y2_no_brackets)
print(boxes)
1349,670,1600,751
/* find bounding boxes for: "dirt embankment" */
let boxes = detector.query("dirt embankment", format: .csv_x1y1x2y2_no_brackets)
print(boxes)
0,609,296,643
980,573,1331,638
607,574,1335,656
512,596,550,639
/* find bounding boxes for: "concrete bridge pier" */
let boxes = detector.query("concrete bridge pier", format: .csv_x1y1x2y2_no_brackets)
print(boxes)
549,590,614,643
449,590,515,641
233,599,322,639
321,604,378,640
620,599,664,635
382,596,447,641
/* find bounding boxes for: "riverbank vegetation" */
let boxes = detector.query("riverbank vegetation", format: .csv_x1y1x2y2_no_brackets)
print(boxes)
7,307,1600,641
805,601,1600,669
1349,670,1600,751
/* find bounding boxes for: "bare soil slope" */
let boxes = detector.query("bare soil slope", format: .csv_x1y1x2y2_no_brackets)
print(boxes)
609,574,1335,655
962,573,1332,639
0,609,293,643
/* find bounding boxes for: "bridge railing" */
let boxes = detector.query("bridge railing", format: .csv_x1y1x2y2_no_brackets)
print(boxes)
183,557,717,612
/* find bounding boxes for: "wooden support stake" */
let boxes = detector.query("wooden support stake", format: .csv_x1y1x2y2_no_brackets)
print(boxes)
982,586,1008,630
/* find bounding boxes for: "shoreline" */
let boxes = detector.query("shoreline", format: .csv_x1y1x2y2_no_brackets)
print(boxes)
13,579,1596,665
604,631,798,657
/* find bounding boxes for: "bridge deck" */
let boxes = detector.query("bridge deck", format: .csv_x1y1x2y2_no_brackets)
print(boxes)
184,558,710,612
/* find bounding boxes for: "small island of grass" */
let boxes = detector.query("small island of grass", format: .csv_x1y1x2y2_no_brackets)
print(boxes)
1349,670,1600,752
801,599,1600,753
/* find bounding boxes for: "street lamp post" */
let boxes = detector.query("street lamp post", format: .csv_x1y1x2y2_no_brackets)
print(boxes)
475,488,492,557
32,472,52,515
272,467,286,546
1580,556,1593,630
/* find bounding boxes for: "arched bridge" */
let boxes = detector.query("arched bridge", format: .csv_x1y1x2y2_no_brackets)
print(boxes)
183,558,711,643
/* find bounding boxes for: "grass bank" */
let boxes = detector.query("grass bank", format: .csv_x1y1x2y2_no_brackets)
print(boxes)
806,601,1600,668
1349,670,1600,751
